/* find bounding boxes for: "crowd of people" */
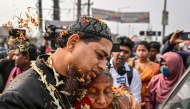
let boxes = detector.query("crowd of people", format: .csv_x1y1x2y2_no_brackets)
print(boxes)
0,16,189,109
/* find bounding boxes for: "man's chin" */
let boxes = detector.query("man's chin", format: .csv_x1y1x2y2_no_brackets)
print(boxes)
116,61,125,66
84,77,92,84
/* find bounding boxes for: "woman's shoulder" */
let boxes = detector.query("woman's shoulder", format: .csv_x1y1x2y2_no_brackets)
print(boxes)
149,61,159,66
149,61,160,73
127,57,136,66
112,93,141,109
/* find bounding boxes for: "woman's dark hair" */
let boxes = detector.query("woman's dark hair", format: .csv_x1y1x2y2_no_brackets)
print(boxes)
87,70,113,88
149,41,161,51
56,31,102,48
117,36,134,51
103,70,113,84
136,41,150,51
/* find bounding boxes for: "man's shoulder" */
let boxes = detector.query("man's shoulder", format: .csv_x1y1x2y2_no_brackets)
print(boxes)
4,69,42,92
1,69,55,108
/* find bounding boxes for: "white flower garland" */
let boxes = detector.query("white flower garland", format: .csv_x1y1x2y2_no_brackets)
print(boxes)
31,61,74,109
81,104,90,109
77,89,87,101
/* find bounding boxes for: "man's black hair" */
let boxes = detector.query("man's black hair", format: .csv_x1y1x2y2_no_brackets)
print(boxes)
56,32,102,48
149,41,161,51
137,41,151,51
117,36,134,51
17,43,38,61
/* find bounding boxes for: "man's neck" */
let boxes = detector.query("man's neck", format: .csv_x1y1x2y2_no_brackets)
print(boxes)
51,49,68,77
149,56,156,62
113,63,118,71
20,63,31,71
138,58,149,63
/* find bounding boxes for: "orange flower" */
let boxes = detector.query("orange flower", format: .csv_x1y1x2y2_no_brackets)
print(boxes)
25,19,30,23
86,20,90,22
17,30,24,37
94,17,100,21
20,19,24,23
7,21,12,26
23,23,28,27
8,28,12,33
19,25,24,28
64,30,69,34
31,17,35,23
15,37,19,42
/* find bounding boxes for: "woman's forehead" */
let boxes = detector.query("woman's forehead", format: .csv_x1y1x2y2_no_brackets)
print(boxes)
91,74,112,84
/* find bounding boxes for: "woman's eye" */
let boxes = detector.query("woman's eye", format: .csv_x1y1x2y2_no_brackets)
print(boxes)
104,89,112,94
88,89,97,95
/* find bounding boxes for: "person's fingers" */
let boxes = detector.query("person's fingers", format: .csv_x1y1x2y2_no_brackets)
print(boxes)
120,86,130,91
178,40,184,43
119,83,125,87
9,50,15,55
176,30,184,33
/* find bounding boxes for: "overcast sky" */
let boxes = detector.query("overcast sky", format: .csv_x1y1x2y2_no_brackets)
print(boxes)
0,0,190,41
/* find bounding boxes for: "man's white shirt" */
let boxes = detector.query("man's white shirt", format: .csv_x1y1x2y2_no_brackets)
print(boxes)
109,58,142,103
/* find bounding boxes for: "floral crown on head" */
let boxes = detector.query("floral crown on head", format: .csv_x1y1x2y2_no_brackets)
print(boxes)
17,39,30,54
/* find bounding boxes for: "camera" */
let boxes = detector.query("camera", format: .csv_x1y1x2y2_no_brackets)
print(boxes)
180,32,190,40
44,25,67,49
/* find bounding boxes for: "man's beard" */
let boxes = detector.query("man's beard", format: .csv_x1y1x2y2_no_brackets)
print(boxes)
61,65,86,104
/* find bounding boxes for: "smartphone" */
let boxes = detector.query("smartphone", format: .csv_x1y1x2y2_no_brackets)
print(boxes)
180,32,190,40
111,43,120,52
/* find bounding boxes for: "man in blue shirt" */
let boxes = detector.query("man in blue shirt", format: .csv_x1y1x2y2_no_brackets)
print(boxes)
162,30,190,68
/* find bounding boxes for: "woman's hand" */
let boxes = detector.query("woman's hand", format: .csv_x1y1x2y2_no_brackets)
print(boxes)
119,83,130,92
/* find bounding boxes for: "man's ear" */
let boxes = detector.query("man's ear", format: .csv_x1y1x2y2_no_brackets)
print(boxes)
24,55,30,63
66,34,80,52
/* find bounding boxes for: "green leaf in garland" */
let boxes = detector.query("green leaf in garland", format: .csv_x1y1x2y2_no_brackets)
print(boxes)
112,102,118,109
20,49,24,52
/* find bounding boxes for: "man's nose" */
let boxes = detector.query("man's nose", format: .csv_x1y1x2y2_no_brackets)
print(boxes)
97,60,107,71
119,51,124,56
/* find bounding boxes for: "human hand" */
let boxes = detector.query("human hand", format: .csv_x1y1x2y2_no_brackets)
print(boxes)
119,83,130,92
141,102,145,108
169,30,184,45
44,33,50,40
6,50,15,61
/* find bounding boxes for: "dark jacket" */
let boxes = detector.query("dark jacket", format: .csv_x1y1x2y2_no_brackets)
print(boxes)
0,58,15,92
37,45,46,55
0,51,7,59
162,41,190,67
0,55,72,109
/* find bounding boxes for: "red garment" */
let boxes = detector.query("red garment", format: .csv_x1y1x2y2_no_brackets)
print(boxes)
6,67,22,87
75,96,92,109
45,47,51,53
146,52,185,108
